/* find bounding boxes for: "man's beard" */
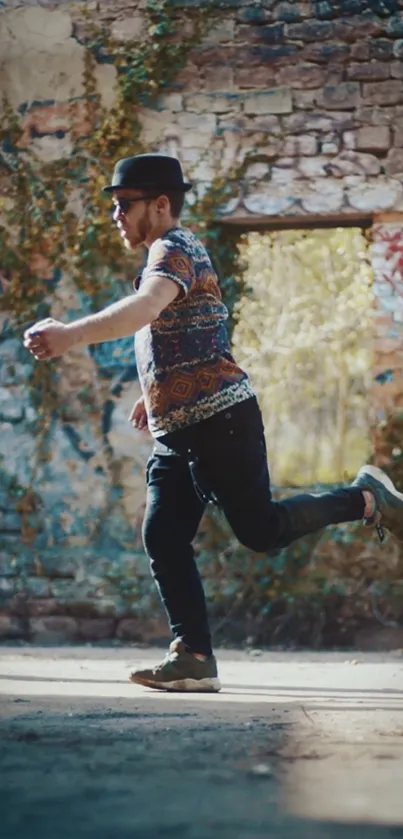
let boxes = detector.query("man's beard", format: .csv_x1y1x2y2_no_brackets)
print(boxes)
124,206,151,250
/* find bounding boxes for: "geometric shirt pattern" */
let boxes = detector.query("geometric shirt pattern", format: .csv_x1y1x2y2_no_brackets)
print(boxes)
134,226,255,437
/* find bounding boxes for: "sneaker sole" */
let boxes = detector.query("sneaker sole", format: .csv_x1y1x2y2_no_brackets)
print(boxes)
358,465,403,501
130,675,222,693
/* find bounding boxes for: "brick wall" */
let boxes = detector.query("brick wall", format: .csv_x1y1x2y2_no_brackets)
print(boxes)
371,221,403,432
1,0,403,643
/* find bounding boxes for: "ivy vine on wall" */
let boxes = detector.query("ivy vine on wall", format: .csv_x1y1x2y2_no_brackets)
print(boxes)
0,0,243,467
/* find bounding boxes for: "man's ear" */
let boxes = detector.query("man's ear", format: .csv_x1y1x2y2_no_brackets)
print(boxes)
156,194,170,214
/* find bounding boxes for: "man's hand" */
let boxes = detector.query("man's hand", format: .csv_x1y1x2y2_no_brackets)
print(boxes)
128,396,148,432
23,319,74,360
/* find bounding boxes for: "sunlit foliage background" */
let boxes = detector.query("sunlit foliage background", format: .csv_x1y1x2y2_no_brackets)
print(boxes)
233,228,374,486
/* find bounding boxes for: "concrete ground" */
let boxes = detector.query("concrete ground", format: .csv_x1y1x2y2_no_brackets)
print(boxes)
0,646,403,839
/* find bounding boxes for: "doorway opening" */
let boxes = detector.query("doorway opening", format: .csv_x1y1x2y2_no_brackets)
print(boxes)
232,226,374,486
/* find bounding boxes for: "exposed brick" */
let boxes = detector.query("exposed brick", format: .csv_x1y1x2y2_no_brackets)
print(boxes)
331,0,370,13
287,20,334,41
115,618,141,642
27,599,60,617
185,93,240,113
236,24,285,45
245,44,301,66
386,12,403,37
385,148,403,175
355,626,403,652
347,179,402,211
393,125,403,146
273,2,312,22
333,13,385,42
244,188,297,215
302,42,350,64
299,179,344,213
283,110,354,134
374,355,401,374
140,617,173,645
393,39,403,58
20,102,91,148
363,81,403,105
321,136,341,154
347,61,390,81
271,157,295,169
356,105,397,126
298,156,332,177
325,150,381,176
245,161,271,181
374,312,395,330
317,82,360,110
270,165,296,184
30,616,79,643
373,338,403,355
372,380,403,407
314,0,337,18
293,89,318,109
234,66,276,88
281,134,318,156
192,46,234,69
169,62,201,91
77,618,116,641
350,41,370,61
116,616,170,644
168,0,245,5
369,38,394,61
25,577,51,598
275,63,329,89
178,111,217,134
0,554,18,576
0,615,25,640
0,578,15,599
203,64,234,92
243,87,292,115
110,15,144,41
248,115,282,133
351,126,391,153
159,94,183,112
177,130,210,151
236,6,267,24
164,20,196,45
0,511,21,532
202,19,235,46
391,61,403,79
239,135,280,161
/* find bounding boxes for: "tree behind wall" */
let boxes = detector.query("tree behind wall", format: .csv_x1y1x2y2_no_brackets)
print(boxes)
232,228,374,486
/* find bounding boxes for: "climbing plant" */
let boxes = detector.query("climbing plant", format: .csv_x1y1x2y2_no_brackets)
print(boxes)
3,0,400,649
0,0,242,450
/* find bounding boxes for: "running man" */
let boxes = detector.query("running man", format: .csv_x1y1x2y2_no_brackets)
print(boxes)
24,154,403,693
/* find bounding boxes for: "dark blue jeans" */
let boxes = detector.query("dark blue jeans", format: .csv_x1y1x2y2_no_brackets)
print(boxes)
142,397,365,656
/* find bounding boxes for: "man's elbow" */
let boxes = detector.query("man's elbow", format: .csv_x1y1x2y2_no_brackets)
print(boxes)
139,291,175,323
138,295,164,324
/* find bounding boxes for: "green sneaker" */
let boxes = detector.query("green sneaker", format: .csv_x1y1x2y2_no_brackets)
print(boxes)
352,465,403,543
129,639,221,692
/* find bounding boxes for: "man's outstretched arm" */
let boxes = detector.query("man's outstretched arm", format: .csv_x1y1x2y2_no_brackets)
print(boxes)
24,275,179,361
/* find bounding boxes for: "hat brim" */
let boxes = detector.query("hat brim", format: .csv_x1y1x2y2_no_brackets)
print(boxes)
102,182,193,193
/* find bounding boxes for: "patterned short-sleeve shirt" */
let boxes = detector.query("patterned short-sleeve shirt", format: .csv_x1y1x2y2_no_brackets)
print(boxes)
134,226,255,437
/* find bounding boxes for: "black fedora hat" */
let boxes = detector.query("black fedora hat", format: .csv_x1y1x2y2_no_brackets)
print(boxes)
103,153,192,193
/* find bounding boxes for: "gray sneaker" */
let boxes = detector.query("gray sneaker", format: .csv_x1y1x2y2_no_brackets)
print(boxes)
352,464,403,543
129,639,221,692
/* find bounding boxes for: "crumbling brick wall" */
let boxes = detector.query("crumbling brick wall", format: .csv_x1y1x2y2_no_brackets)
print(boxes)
1,0,403,643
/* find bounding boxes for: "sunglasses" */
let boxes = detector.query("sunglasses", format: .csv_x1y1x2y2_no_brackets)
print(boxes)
112,195,159,216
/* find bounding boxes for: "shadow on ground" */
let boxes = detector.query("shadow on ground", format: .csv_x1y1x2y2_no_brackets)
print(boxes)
1,648,403,839
0,693,402,839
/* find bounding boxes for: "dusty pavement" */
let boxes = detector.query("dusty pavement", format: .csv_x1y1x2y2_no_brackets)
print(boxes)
0,647,403,839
